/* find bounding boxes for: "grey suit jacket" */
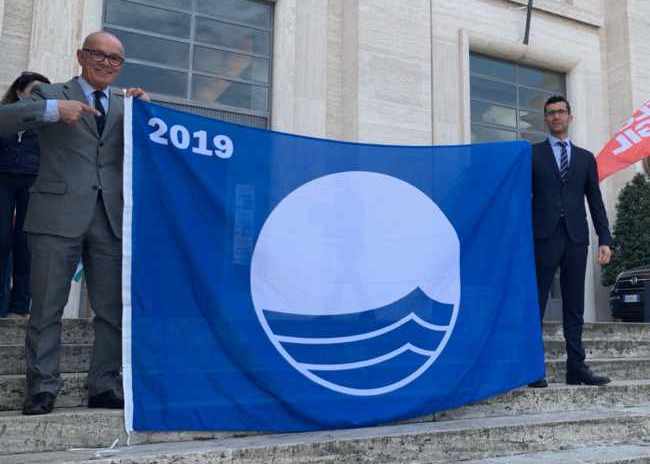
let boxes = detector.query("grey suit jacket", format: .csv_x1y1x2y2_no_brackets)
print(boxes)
0,78,123,238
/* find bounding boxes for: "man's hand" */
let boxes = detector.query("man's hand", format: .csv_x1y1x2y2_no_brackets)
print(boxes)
58,100,100,126
598,245,612,265
125,88,150,102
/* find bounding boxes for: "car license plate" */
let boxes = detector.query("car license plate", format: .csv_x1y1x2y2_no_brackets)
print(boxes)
624,294,641,303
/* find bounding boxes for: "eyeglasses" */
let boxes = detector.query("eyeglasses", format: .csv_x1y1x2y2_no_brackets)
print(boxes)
82,48,125,67
544,109,569,117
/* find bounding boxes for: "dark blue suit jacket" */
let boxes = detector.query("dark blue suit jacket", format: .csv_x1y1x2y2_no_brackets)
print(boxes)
532,140,612,246
0,130,40,175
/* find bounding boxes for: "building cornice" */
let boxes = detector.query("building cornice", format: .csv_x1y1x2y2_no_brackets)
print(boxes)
507,0,604,28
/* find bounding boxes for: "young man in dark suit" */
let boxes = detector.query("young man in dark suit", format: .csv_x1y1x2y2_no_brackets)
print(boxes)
529,95,613,388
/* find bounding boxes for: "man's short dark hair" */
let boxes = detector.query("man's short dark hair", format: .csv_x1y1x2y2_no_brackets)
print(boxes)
544,95,571,115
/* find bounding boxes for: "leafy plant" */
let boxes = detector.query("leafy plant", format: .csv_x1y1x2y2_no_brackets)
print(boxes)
602,173,650,286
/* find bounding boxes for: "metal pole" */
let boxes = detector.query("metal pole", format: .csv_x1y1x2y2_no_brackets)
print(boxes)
523,0,534,45
641,281,650,322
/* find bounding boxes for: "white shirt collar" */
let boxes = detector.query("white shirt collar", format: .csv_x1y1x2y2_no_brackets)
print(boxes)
548,134,571,147
77,76,109,100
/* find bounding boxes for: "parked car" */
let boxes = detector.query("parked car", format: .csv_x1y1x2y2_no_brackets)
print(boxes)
609,265,650,322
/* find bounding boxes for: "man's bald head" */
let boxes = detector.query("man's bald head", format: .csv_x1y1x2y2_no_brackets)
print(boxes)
82,31,125,55
77,31,126,90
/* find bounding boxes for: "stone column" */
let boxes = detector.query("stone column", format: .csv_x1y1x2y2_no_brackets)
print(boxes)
0,0,5,37
272,0,328,138
0,0,34,94
79,0,102,45
27,0,101,82
359,0,433,144
339,0,359,141
332,0,433,144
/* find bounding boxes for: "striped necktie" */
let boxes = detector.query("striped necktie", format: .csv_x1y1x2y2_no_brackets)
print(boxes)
557,141,569,180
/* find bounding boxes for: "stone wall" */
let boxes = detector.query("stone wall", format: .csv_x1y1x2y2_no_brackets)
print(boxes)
0,0,34,97
1,0,648,320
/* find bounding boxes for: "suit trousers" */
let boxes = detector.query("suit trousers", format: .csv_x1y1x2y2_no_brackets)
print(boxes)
534,219,588,373
25,194,122,397
0,173,36,315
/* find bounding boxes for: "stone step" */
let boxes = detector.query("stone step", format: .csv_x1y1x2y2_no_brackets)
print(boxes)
461,443,650,463
2,319,648,346
545,357,650,383
2,381,650,454
0,408,233,456
0,343,91,375
1,366,648,421
0,318,93,345
543,321,650,340
1,356,648,412
544,339,650,359
1,338,646,379
437,379,650,422
7,448,649,464
0,373,87,411
9,447,648,464
1,364,647,421
2,405,650,463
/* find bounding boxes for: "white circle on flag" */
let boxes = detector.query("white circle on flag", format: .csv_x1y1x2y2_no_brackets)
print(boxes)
250,171,461,396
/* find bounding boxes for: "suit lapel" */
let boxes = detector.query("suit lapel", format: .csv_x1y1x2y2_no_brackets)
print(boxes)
101,90,122,139
543,139,562,184
62,78,98,137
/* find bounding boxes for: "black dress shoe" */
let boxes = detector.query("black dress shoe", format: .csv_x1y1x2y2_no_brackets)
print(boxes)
566,367,611,386
22,392,56,415
528,378,548,388
88,390,124,409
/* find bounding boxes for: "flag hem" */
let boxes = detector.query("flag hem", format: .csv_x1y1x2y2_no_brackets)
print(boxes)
122,96,134,434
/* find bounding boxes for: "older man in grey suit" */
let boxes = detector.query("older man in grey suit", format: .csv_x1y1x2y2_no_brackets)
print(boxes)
0,31,148,415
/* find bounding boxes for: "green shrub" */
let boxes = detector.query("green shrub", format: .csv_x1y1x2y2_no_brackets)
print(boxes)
602,173,650,287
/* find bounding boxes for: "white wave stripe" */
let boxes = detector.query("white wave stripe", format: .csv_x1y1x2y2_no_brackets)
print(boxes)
274,313,449,345
298,343,438,371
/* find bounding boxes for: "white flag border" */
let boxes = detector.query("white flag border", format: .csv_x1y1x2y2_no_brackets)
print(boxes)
122,96,134,434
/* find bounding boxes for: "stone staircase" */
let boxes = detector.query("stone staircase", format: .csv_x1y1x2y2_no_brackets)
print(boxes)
1,319,650,463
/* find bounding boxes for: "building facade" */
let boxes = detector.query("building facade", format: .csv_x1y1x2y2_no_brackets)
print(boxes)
1,0,648,321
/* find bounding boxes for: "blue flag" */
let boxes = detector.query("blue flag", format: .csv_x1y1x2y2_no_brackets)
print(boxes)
123,99,544,432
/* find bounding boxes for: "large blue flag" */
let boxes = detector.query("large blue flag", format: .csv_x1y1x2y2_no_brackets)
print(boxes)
122,99,544,432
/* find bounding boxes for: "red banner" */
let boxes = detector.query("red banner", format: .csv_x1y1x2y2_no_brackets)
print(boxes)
596,100,650,181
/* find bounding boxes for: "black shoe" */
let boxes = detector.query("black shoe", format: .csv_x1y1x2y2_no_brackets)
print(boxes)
88,390,124,409
22,392,56,415
528,378,548,388
566,367,611,386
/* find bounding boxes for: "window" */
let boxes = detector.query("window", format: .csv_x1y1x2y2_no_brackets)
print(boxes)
103,0,273,128
469,53,566,143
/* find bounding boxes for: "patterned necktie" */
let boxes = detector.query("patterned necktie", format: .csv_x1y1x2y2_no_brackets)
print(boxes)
557,141,569,180
93,90,106,136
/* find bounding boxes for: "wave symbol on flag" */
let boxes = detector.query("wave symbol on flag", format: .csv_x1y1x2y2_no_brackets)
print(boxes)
250,171,461,396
